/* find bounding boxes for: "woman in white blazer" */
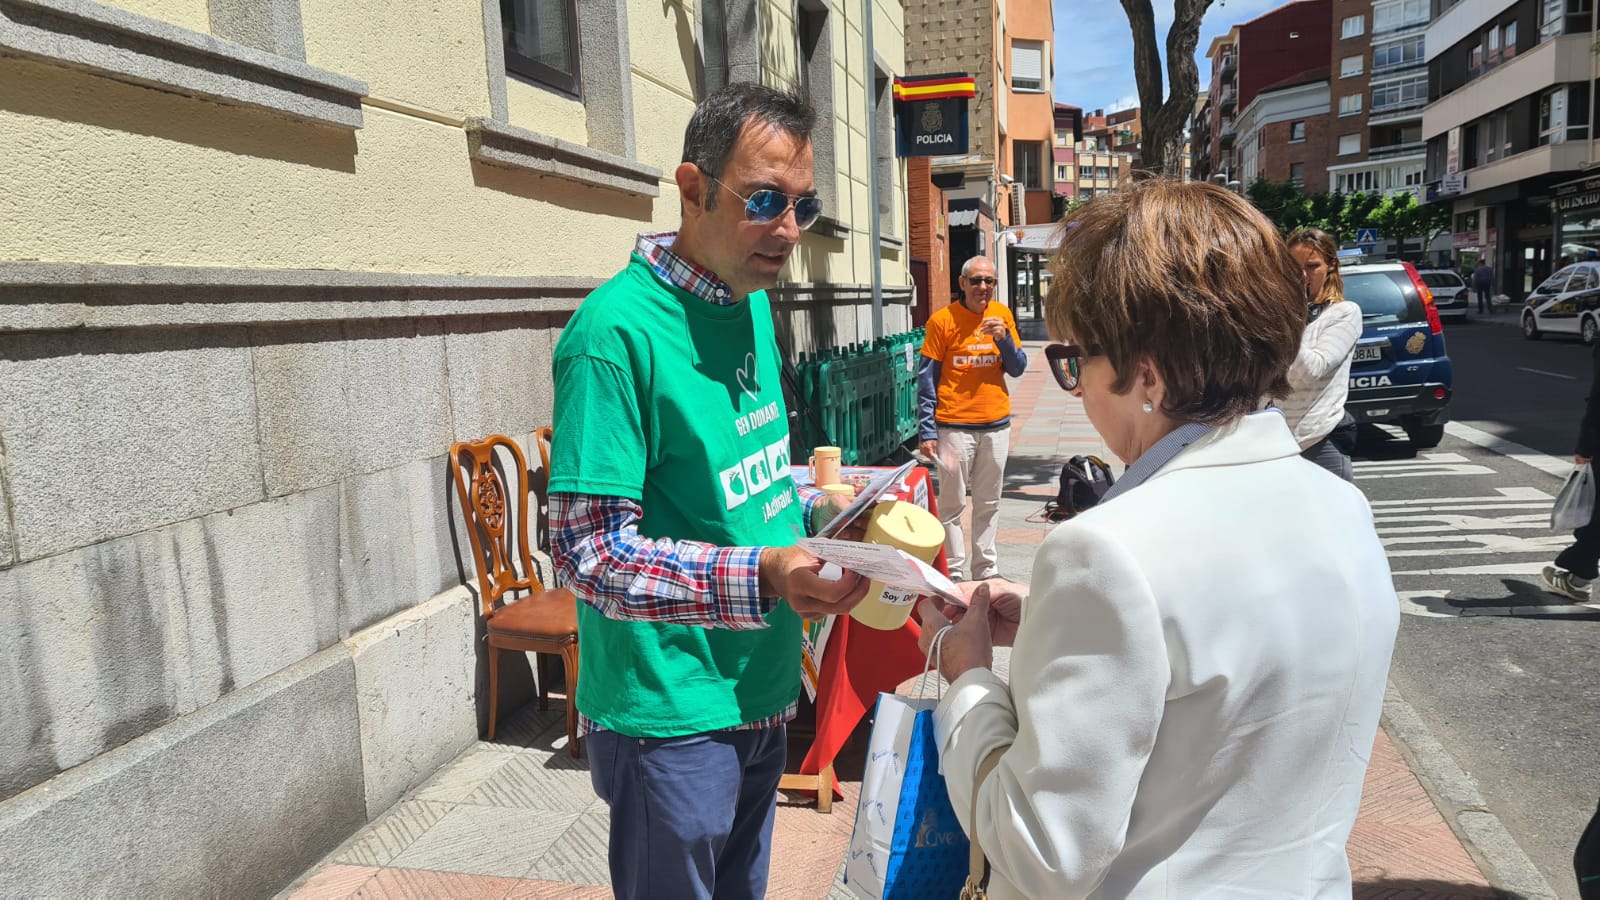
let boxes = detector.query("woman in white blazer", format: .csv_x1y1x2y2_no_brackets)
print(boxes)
918,181,1400,899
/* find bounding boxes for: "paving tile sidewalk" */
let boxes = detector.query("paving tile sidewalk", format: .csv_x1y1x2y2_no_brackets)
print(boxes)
284,328,1500,900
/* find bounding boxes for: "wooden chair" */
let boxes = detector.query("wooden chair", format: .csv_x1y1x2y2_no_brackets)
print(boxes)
448,430,580,757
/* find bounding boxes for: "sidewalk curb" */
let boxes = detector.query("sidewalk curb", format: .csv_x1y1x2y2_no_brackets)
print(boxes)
1381,684,1558,899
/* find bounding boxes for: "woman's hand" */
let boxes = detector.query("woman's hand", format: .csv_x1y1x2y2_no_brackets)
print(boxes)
957,579,1025,647
918,588,996,684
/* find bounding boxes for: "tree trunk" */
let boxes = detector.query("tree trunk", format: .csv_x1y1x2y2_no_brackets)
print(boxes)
1120,0,1215,177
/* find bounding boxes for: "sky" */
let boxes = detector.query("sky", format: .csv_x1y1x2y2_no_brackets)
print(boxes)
1052,0,1286,115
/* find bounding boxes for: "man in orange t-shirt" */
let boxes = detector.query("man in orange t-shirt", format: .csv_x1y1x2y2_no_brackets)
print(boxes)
917,256,1027,580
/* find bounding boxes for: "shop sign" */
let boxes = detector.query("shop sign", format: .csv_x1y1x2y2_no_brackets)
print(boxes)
1440,173,1465,195
893,74,974,157
1452,227,1497,250
1555,174,1600,212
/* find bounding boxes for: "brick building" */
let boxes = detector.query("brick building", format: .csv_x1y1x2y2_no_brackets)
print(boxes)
1053,103,1083,199
1237,69,1333,191
1197,0,1333,184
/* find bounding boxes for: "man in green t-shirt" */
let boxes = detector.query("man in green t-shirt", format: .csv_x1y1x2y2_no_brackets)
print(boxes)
549,83,870,899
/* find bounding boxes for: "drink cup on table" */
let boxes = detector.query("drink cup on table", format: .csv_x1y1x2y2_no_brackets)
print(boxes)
809,445,842,486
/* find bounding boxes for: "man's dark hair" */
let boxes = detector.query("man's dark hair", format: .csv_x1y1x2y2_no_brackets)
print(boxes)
682,82,816,210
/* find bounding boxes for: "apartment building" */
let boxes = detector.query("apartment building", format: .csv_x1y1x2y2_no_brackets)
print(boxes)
1327,0,1430,203
904,0,1056,305
1422,0,1592,298
0,0,907,892
1198,0,1334,185
1053,102,1084,199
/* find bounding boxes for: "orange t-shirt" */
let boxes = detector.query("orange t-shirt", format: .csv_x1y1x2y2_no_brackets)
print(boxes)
921,301,1022,425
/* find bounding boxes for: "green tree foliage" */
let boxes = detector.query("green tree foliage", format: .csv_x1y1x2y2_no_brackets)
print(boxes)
1244,177,1451,252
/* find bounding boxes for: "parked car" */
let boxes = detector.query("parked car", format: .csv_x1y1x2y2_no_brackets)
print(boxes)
1338,260,1454,448
1521,262,1600,344
1416,268,1469,320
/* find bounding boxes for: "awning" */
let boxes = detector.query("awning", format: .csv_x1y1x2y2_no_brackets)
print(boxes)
1005,223,1064,254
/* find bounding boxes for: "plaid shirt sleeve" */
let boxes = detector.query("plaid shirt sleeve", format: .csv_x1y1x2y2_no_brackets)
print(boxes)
797,483,827,535
550,491,775,630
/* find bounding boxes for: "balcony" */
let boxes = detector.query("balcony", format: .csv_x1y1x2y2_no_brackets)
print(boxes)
1219,87,1237,112
1368,98,1427,126
1367,140,1426,160
1219,121,1236,148
1220,53,1236,77
1423,34,1593,140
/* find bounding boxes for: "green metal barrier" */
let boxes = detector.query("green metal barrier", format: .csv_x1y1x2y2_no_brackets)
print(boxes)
791,329,924,466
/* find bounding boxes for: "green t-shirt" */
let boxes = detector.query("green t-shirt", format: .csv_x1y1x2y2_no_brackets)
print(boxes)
550,253,804,737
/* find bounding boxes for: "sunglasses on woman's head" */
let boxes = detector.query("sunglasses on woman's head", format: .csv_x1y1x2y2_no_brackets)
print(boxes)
1043,342,1101,391
702,171,823,230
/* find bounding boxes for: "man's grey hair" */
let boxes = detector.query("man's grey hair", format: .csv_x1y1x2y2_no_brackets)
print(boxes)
961,255,996,278
682,82,816,211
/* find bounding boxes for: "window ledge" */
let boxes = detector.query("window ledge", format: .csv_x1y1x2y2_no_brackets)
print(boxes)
465,117,661,198
880,234,904,251
809,215,851,240
0,0,367,129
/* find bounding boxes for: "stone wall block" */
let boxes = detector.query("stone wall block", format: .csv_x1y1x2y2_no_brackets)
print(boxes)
0,328,265,561
443,313,555,443
172,484,343,708
253,320,453,496
346,586,477,818
0,648,365,898
0,448,13,568
338,454,462,637
0,529,190,801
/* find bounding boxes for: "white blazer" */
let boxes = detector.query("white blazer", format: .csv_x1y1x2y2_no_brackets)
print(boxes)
935,412,1399,899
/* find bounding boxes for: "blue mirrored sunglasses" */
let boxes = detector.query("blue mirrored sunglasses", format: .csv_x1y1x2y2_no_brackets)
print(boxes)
706,173,822,230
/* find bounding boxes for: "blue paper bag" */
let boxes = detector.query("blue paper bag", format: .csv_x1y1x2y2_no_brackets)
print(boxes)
844,693,971,898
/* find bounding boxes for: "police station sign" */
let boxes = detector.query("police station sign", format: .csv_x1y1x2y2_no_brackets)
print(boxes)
893,73,974,157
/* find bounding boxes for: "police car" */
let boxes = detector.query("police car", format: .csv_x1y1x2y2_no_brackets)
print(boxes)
1416,268,1469,320
1338,255,1454,448
1520,262,1600,344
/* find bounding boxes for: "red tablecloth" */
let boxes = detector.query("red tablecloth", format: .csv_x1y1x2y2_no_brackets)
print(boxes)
797,465,945,794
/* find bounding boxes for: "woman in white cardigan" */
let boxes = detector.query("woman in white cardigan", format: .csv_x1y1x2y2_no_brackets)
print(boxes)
918,181,1400,899
1277,227,1363,481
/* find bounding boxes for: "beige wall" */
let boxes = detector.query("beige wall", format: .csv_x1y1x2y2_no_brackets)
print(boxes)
2,0,906,293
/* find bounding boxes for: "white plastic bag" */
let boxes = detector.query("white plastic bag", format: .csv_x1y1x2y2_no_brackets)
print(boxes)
1552,463,1595,531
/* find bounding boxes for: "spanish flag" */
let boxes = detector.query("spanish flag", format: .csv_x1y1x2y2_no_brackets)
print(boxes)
892,73,976,102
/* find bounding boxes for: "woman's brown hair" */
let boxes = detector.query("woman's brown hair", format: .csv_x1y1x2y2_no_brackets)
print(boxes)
1285,226,1345,306
1044,179,1305,425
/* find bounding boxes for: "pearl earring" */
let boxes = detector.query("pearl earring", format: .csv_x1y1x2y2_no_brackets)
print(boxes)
1142,401,1154,413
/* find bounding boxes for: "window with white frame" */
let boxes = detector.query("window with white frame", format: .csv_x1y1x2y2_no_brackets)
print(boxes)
1011,40,1044,91
1337,170,1379,193
1056,164,1069,182
1339,93,1363,116
1540,86,1568,145
1341,15,1365,38
1290,120,1307,141
1338,133,1361,155
1372,0,1427,32
1341,55,1364,77
1540,0,1565,40
1371,74,1426,111
1055,128,1068,146
1372,36,1423,69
